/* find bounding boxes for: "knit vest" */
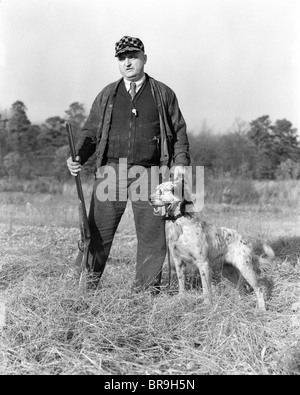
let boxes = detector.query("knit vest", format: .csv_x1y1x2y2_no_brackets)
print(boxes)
105,78,161,166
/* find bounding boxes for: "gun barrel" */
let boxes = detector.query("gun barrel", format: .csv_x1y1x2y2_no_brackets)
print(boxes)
66,122,91,238
66,122,77,161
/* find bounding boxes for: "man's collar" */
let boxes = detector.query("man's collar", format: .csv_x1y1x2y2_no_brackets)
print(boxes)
123,74,146,92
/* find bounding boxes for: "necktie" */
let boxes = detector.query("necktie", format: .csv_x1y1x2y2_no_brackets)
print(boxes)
130,82,137,100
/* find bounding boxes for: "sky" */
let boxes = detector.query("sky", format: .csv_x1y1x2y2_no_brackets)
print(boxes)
0,0,299,134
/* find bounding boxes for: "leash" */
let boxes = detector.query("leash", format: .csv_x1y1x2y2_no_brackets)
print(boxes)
163,201,194,291
167,244,171,291
164,210,172,292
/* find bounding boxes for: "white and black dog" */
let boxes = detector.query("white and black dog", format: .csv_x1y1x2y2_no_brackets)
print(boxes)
150,181,274,310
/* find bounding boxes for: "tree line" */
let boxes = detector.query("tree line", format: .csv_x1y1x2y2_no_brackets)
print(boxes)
0,101,299,185
189,117,300,180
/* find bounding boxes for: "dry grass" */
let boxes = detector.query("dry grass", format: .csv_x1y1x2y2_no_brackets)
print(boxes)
0,188,300,375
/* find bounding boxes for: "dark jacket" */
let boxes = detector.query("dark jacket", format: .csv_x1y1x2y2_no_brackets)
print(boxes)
76,74,190,168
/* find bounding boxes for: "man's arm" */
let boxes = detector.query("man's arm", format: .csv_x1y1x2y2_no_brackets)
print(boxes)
150,77,190,167
75,96,101,165
167,91,190,167
75,80,119,165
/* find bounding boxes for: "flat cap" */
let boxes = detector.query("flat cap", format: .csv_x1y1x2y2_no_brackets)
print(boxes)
115,36,144,57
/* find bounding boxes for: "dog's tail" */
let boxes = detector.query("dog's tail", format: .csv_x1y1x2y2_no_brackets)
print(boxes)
256,243,275,273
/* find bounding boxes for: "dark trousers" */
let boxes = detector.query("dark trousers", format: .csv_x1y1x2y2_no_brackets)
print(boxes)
81,163,166,289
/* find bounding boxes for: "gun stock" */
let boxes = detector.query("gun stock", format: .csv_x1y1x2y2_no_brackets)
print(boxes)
66,122,91,283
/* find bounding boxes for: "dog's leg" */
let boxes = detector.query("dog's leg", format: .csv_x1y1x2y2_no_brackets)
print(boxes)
241,270,265,310
172,255,186,293
195,259,212,304
235,272,244,292
230,254,266,310
247,276,265,310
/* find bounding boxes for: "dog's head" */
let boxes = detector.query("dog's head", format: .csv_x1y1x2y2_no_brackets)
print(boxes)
149,181,194,218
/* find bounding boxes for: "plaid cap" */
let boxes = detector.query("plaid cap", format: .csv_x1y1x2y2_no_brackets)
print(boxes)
115,36,144,57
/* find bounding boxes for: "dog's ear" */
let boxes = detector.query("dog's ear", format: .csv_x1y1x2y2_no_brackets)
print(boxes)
179,201,185,216
185,193,196,205
172,180,184,198
179,199,195,216
183,181,194,202
173,179,194,202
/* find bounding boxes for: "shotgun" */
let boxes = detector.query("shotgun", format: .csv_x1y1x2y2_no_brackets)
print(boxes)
66,122,91,286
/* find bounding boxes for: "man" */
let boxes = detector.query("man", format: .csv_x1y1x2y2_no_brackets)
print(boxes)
67,35,190,292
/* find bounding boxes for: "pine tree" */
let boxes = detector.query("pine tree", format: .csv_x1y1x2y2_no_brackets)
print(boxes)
247,115,276,179
7,101,31,153
65,102,86,142
271,119,300,164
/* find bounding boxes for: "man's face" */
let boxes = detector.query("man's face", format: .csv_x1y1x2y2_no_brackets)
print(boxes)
117,51,147,81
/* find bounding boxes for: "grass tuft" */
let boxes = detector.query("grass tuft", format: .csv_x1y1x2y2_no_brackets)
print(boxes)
0,190,300,375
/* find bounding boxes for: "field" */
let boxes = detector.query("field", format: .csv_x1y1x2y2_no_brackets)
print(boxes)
0,180,300,376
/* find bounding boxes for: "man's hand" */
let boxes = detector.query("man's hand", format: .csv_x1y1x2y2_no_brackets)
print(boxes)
67,156,82,176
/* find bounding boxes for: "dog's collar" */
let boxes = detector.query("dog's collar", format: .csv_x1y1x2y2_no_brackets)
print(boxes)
163,213,184,222
163,200,194,222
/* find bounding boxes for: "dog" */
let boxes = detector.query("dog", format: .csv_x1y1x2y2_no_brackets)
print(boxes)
149,181,274,310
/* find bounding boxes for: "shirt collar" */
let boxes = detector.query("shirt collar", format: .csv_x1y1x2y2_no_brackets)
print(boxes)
123,74,146,92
